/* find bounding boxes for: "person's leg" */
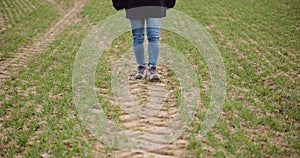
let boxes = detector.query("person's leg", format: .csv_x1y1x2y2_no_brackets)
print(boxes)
129,18,146,79
129,18,146,66
146,18,162,80
146,18,162,67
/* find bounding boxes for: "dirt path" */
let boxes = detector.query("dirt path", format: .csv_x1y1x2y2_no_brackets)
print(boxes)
0,0,89,87
92,51,192,157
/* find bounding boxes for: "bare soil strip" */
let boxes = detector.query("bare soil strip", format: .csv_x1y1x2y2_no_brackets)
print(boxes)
0,13,5,31
0,0,89,86
93,52,191,157
45,0,59,6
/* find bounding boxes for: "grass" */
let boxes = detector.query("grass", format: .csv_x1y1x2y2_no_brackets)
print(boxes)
1,22,94,157
0,0,60,59
0,0,299,157
0,0,76,60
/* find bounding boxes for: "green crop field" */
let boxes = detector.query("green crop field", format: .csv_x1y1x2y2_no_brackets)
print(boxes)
0,0,299,157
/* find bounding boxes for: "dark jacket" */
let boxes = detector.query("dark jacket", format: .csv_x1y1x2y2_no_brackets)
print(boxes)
113,0,176,19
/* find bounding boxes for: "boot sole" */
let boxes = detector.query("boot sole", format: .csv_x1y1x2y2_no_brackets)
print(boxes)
135,74,144,79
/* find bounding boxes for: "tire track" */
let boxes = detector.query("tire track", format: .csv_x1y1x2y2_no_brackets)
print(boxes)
95,52,190,157
1,1,191,156
0,0,37,28
0,0,89,86
0,13,5,31
45,0,60,6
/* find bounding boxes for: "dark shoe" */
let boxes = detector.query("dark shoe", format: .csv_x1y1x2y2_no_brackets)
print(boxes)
148,65,160,81
135,64,146,79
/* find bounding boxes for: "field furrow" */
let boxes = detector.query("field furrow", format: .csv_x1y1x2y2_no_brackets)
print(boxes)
23,0,37,10
1,0,15,24
13,0,28,18
6,0,23,22
0,0,88,85
16,0,34,14
0,0,298,157
213,0,298,76
0,13,5,31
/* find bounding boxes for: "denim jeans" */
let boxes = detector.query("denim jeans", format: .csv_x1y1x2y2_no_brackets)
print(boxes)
129,18,162,66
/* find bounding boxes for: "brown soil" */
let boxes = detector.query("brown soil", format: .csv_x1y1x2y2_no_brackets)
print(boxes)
98,57,190,157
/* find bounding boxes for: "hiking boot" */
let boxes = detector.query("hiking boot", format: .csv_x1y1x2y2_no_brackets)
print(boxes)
148,65,160,81
135,64,146,79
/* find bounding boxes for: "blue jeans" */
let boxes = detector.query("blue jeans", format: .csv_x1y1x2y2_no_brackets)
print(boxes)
129,18,162,66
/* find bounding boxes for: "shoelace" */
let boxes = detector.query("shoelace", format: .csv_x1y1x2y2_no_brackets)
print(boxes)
138,65,145,74
148,66,156,75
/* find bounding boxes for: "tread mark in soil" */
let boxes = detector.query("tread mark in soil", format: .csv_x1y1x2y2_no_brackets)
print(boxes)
0,0,90,86
95,53,190,157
